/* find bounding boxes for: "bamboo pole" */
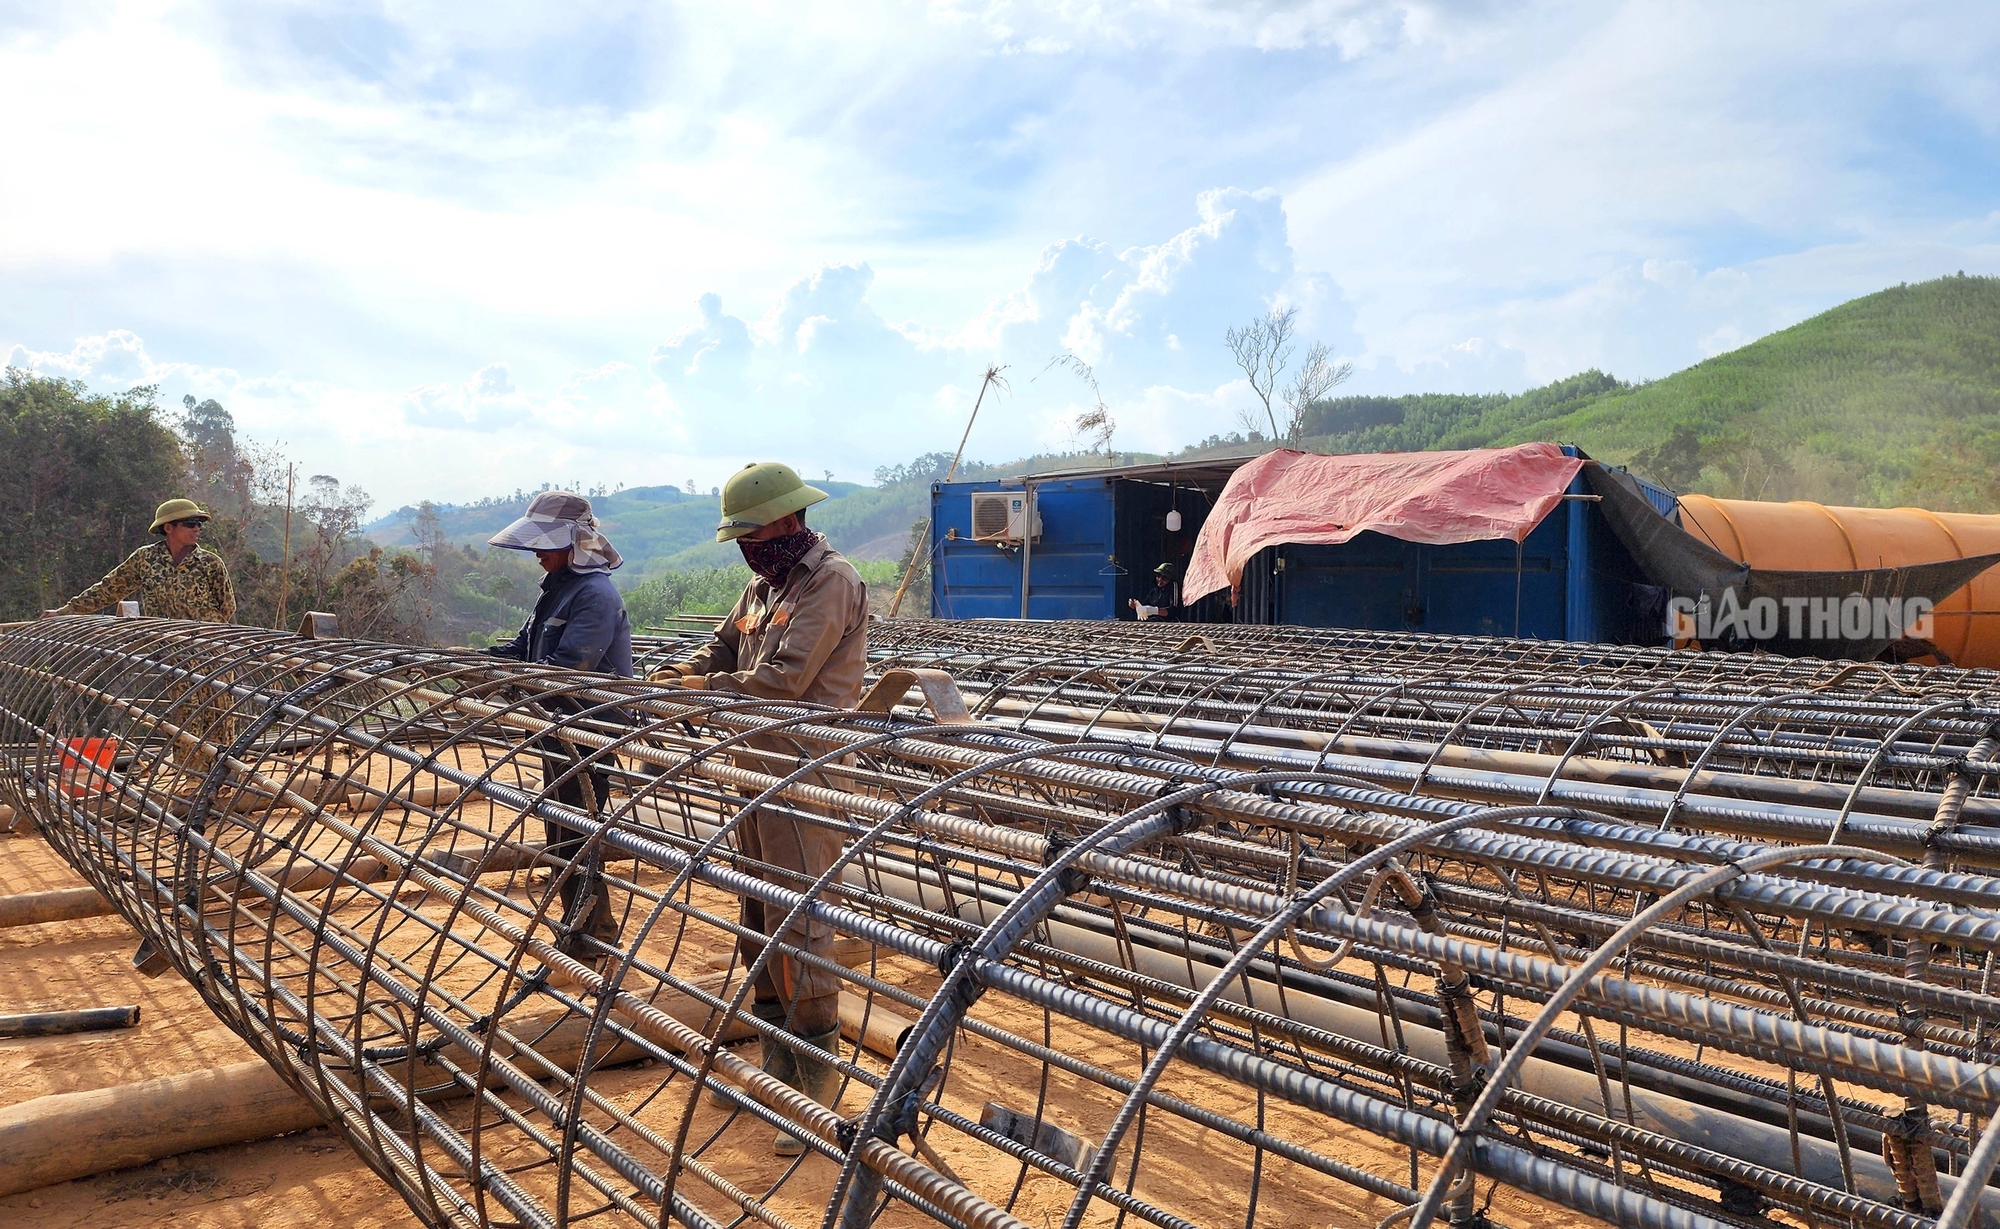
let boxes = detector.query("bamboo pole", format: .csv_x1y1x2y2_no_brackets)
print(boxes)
886,364,1006,619
275,463,294,631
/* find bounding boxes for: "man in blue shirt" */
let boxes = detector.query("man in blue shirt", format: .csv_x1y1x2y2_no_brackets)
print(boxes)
487,491,633,970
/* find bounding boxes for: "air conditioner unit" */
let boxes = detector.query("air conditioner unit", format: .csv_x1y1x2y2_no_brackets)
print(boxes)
970,491,1040,543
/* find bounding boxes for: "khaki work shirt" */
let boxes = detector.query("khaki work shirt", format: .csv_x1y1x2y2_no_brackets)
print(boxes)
683,539,867,707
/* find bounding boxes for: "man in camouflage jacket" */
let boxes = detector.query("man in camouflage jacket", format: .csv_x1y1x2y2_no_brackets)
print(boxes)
46,498,238,784
52,498,236,623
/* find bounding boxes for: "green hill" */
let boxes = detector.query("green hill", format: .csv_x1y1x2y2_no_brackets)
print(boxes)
1253,273,2000,509
366,448,1144,589
369,480,931,582
372,272,2000,633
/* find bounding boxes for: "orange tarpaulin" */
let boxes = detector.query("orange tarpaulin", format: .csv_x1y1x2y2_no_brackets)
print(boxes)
1183,444,1586,602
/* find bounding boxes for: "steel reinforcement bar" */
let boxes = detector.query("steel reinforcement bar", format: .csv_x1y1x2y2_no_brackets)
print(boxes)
4,616,2000,1229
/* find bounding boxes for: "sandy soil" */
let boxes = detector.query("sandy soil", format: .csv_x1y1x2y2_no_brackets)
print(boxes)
0,826,425,1229
0,778,1811,1229
0,809,1579,1229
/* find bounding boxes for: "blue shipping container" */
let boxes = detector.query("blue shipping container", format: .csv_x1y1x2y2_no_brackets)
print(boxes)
928,451,1679,644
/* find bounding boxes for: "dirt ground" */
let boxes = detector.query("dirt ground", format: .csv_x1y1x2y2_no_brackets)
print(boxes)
0,825,425,1229
0,788,1724,1229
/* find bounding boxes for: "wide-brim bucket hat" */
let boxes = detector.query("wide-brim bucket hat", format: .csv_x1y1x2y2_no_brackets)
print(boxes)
488,491,623,571
149,498,212,534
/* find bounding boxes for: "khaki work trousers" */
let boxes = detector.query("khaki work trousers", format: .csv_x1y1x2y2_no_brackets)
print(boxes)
732,745,845,1036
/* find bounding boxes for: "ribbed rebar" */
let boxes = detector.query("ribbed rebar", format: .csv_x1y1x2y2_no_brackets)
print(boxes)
4,615,1999,1229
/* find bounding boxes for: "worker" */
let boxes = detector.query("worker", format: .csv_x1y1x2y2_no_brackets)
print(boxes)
47,498,236,622
45,498,239,786
486,491,634,975
652,461,867,1155
1129,561,1181,621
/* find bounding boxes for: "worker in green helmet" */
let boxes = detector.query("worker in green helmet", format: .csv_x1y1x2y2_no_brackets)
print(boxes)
657,462,868,703
1130,561,1181,622
653,461,867,1155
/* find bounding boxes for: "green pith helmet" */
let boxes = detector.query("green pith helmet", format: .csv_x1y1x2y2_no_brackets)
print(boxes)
1155,562,1177,576
148,498,212,534
715,462,829,543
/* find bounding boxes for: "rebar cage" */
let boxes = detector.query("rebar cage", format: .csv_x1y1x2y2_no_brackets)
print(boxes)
5,615,2000,1229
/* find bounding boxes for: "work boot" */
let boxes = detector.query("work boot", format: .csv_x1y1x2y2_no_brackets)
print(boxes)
773,1026,841,1157
708,999,790,1107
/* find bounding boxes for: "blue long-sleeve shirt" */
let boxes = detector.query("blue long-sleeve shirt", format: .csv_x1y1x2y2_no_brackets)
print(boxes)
487,567,633,677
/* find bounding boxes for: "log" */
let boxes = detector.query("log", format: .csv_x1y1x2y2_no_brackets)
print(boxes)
839,994,916,1059
832,935,879,968
342,783,466,812
0,1005,141,1039
0,887,116,929
0,982,756,1196
228,781,469,819
264,842,544,894
0,1060,323,1196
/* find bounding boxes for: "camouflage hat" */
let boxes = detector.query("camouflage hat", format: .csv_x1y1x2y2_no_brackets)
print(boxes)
488,490,623,572
149,498,211,534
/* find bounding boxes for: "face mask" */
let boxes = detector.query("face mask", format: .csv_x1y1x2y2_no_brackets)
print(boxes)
739,527,820,584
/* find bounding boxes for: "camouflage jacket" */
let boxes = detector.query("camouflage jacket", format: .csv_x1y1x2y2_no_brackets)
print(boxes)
59,542,237,623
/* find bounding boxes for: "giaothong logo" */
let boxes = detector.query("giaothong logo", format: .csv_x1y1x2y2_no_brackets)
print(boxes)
1667,591,1934,643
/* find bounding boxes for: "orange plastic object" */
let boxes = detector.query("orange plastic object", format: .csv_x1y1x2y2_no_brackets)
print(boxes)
58,738,119,798
1679,494,2000,667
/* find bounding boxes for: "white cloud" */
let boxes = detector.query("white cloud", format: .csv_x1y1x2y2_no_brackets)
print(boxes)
7,331,156,388
3,0,1999,508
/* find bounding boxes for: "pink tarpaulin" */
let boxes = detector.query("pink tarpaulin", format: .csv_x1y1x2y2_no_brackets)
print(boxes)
1182,444,1586,602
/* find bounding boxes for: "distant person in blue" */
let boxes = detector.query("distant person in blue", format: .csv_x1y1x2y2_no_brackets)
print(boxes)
486,490,633,972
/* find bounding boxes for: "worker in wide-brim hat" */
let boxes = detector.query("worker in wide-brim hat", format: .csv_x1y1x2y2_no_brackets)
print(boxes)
654,461,868,1155
485,490,633,978
47,498,236,623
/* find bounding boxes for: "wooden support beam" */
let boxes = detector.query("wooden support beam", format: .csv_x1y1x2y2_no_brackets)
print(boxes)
263,842,543,894
0,982,755,1197
839,994,915,1059
0,1061,323,1197
0,887,115,929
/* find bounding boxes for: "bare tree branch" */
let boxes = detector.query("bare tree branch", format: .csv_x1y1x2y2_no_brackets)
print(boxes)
1281,341,1353,444
1038,353,1116,455
1224,306,1297,441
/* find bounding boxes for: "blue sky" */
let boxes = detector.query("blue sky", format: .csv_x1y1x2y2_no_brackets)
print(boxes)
3,1,1997,510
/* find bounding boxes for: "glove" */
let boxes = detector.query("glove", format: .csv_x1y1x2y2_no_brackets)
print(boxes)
671,675,708,690
646,664,696,683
